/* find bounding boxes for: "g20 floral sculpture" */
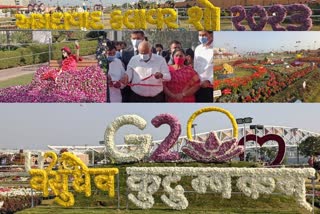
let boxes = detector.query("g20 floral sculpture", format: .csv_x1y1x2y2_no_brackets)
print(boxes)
104,107,244,163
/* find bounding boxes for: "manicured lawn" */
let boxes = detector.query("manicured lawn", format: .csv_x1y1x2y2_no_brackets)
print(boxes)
0,73,33,89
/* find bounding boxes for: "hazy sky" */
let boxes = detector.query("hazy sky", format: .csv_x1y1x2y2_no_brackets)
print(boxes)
214,32,320,54
0,103,320,150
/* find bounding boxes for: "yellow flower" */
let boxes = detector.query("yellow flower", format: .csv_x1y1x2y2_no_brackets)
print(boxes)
146,9,164,29
15,14,30,29
63,12,71,30
29,169,49,197
162,8,178,29
203,7,220,31
68,12,81,28
110,10,123,30
123,10,135,29
135,9,147,30
55,192,75,207
187,7,204,31
89,11,104,30
44,151,57,171
50,12,64,30
187,107,238,140
82,12,90,29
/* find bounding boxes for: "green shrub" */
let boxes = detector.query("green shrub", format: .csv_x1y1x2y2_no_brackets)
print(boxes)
0,40,97,69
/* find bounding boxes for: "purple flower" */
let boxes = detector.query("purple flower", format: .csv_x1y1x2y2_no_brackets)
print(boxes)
149,114,182,162
0,65,106,103
286,4,313,31
267,4,287,31
230,5,247,31
246,5,268,31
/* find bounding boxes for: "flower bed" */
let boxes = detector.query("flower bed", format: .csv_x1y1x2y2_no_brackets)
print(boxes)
0,187,41,214
216,64,315,102
0,65,106,103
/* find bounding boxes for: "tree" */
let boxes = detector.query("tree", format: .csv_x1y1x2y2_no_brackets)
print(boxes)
298,136,320,157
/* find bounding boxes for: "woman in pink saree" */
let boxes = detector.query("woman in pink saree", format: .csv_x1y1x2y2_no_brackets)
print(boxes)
164,48,200,102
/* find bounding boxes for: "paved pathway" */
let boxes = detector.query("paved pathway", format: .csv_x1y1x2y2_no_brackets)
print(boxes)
0,63,47,81
0,55,96,81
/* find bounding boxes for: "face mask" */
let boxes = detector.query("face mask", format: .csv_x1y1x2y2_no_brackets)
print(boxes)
199,36,208,44
107,56,116,62
102,42,106,46
131,39,142,49
174,57,185,65
140,53,150,61
115,51,121,59
157,51,162,55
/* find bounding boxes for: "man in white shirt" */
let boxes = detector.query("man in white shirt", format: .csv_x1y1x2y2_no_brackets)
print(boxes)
121,31,146,102
194,30,214,102
122,41,171,102
106,45,126,103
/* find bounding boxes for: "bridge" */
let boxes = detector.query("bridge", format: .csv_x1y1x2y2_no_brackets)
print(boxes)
47,125,319,162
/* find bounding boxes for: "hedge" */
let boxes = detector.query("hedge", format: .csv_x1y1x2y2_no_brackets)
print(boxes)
0,40,97,70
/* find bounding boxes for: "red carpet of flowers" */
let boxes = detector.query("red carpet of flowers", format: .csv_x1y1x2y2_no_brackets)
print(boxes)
0,66,106,103
215,58,316,102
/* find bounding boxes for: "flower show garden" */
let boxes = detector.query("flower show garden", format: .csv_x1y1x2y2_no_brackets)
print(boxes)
1,108,320,214
214,52,320,103
0,162,318,214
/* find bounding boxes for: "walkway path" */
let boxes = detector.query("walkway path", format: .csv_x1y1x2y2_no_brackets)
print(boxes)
0,55,96,81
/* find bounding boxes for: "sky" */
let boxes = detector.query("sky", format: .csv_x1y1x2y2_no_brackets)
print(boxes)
1,103,320,150
214,31,320,54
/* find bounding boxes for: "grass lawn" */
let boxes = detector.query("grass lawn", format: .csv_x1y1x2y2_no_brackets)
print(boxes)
0,73,33,89
14,162,320,214
234,69,254,78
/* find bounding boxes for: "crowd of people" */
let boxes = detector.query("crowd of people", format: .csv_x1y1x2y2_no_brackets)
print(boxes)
97,30,213,103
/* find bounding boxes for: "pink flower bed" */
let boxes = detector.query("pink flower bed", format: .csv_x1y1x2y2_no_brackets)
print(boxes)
0,66,106,103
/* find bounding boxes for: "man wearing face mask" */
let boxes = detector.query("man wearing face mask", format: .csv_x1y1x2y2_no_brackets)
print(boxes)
164,40,182,64
194,30,214,102
155,44,164,57
121,31,145,102
102,44,126,103
121,41,171,102
121,31,145,69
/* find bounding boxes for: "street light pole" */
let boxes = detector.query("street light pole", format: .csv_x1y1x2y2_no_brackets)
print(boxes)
236,117,253,161
191,124,197,139
250,124,264,162
291,128,299,164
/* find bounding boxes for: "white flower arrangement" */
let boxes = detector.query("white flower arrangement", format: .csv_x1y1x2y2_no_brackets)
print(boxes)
127,175,161,209
24,152,31,171
160,175,188,210
191,174,231,198
127,167,315,212
104,115,153,163
236,176,275,199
